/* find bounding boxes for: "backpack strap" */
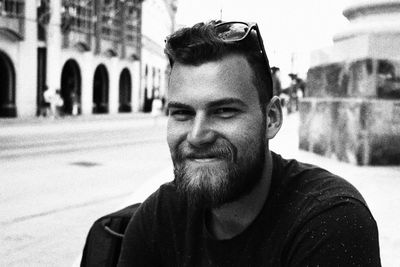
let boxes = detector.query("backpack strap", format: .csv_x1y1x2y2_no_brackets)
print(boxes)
81,203,141,267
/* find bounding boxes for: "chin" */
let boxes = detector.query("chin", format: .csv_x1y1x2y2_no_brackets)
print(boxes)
184,160,230,189
174,160,240,207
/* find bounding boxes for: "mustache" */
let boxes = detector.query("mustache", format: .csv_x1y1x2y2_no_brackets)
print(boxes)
176,141,236,162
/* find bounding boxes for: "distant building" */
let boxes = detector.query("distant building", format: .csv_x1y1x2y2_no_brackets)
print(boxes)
0,0,176,118
141,0,177,112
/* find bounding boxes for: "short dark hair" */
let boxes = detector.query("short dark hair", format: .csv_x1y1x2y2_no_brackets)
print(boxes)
164,21,273,109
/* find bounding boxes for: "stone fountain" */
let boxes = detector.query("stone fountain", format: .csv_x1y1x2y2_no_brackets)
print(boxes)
299,0,400,165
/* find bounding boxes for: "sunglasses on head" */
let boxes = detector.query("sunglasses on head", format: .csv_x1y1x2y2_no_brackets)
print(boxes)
214,21,270,72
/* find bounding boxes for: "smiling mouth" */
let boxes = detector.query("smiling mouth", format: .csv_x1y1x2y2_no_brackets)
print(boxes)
191,158,220,163
186,155,223,163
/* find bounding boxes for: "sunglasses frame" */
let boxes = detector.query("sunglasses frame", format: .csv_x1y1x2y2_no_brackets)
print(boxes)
214,21,270,73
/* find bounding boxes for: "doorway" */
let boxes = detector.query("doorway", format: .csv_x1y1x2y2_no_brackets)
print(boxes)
61,59,81,115
119,68,132,112
0,51,16,117
93,64,109,114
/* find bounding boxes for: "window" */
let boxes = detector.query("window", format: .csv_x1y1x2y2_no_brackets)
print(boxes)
61,0,94,34
0,0,24,18
124,0,141,46
100,0,122,41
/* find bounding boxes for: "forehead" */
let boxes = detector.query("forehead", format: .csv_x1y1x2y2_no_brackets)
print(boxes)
168,55,259,106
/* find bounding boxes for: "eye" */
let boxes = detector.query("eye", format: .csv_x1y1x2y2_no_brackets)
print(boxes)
213,107,239,118
169,109,194,121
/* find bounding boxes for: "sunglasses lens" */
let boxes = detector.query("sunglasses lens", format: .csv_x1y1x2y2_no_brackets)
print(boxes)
215,23,250,41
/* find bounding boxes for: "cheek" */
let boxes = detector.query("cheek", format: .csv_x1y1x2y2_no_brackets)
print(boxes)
230,120,265,152
229,117,264,139
166,125,177,150
167,121,186,150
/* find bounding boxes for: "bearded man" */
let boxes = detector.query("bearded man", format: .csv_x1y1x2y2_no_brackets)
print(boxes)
117,21,381,266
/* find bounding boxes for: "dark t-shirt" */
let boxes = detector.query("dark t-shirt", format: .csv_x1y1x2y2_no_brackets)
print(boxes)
118,153,381,266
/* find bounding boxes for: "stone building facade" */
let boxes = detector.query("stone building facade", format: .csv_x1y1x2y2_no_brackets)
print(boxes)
0,0,176,118
300,0,400,165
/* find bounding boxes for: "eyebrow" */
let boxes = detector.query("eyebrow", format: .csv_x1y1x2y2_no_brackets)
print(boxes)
206,98,247,109
167,102,192,110
167,98,247,110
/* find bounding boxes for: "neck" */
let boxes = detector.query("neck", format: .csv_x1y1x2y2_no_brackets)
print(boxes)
207,151,273,240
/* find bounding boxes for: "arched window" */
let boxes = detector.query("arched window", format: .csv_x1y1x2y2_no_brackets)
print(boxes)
61,59,82,115
0,50,16,117
119,68,132,112
93,64,109,113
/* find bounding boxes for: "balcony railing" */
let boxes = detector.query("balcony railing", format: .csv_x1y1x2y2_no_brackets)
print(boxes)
61,0,141,60
61,0,94,50
0,0,24,18
100,4,122,42
122,0,141,60
61,2,94,35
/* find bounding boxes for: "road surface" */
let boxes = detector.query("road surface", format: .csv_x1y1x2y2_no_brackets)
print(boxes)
0,115,172,266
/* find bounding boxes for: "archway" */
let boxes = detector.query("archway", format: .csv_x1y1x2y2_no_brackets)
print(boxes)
119,68,132,112
0,51,16,117
61,59,81,115
93,64,109,114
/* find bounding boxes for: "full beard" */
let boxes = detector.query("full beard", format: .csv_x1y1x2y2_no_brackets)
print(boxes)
172,136,266,209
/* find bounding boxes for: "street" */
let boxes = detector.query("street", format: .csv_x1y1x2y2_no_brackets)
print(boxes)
0,113,399,266
0,115,173,266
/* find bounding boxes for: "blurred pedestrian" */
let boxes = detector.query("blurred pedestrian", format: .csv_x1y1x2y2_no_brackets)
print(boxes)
41,86,51,117
54,89,64,118
151,91,163,125
43,87,57,118
70,91,79,116
271,66,282,96
287,73,299,113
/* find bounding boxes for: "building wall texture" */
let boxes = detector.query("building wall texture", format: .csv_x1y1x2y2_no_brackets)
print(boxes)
300,97,400,165
0,0,38,117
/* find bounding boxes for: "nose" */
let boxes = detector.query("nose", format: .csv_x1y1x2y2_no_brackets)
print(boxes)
187,113,216,147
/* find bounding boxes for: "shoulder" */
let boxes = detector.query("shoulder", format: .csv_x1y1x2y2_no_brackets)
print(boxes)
272,152,366,206
137,181,183,216
270,154,380,264
285,199,381,265
132,181,194,232
119,182,180,266
122,182,184,248
270,153,373,232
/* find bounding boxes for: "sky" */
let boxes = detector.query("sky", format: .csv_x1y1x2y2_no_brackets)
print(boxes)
175,0,352,86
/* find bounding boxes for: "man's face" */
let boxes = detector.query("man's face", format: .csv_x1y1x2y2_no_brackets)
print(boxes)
167,54,267,208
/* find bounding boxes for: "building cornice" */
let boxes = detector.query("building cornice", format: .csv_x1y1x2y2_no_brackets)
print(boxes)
343,1,400,20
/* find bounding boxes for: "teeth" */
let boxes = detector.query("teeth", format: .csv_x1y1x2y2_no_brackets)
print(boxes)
193,158,216,162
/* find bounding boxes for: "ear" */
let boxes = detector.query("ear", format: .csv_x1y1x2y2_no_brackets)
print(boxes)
266,96,283,139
